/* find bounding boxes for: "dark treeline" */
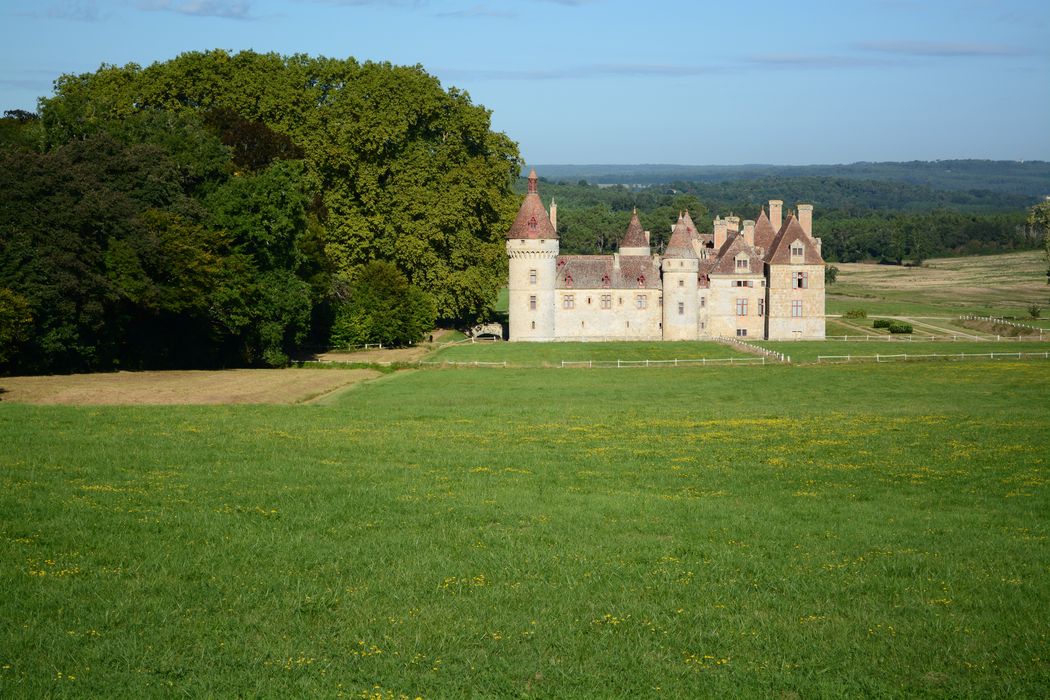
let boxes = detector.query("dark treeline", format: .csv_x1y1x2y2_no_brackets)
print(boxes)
533,160,1050,198
525,178,1040,263
0,50,520,375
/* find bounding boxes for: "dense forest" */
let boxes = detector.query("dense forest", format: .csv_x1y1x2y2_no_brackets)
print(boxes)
534,161,1050,198
525,177,1043,263
0,50,520,375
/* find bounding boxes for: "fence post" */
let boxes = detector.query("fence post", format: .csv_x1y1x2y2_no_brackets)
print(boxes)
876,353,880,363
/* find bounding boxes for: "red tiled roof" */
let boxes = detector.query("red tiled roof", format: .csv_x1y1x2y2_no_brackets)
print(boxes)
507,169,558,240
765,214,824,265
710,232,765,275
663,212,699,259
555,255,661,289
753,208,776,252
620,209,648,248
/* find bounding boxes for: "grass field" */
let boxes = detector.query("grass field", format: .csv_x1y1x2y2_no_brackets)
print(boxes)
828,250,1048,318
754,340,1050,363
428,341,752,366
2,362,1049,697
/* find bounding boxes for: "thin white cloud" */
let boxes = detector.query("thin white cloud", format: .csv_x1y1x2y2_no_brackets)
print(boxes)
436,4,515,19
45,1,105,21
855,40,1029,57
138,0,254,19
439,63,731,81
747,53,900,69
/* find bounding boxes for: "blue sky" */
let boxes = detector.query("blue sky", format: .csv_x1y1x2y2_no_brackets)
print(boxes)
1,0,1048,164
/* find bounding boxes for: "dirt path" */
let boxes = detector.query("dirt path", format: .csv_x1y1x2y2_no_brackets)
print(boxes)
0,369,380,405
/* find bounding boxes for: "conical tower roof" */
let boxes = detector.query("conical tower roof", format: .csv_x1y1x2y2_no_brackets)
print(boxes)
663,211,699,259
507,169,558,240
620,208,648,249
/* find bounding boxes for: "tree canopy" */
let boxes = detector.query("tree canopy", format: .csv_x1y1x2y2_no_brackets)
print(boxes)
0,50,520,374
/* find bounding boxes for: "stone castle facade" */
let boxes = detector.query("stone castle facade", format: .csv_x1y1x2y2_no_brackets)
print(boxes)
506,170,825,341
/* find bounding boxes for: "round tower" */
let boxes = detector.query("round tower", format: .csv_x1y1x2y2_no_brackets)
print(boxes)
506,170,559,341
661,213,700,340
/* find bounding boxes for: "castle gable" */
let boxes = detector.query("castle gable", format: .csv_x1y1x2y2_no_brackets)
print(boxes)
709,232,764,275
765,215,824,265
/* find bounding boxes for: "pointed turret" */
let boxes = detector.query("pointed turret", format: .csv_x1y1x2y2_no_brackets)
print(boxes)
507,169,558,240
619,208,650,256
753,207,777,252
664,211,699,259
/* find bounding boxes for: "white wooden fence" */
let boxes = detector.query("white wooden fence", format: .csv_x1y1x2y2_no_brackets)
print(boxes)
817,351,1050,364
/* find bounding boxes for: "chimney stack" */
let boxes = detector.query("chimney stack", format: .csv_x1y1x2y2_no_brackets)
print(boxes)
726,215,740,233
743,219,755,247
549,198,557,232
797,204,813,236
644,230,650,245
713,217,728,249
769,200,783,231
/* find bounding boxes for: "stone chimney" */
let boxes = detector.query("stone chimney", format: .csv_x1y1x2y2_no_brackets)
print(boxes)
726,215,740,233
713,217,728,249
644,230,650,245
743,219,755,247
549,198,557,232
613,252,620,270
797,204,813,236
769,200,783,231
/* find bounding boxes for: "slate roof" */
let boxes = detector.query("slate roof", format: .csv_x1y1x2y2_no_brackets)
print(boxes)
764,214,824,265
507,169,558,240
555,255,661,290
620,209,648,249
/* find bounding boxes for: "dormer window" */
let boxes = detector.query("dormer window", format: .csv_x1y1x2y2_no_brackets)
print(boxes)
735,256,749,271
637,274,646,287
528,216,538,231
791,242,804,257
565,274,574,288
601,274,610,288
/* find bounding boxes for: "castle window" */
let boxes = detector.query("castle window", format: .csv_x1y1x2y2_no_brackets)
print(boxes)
678,279,684,287
792,300,803,317
736,257,749,271
638,274,646,287
565,274,574,288
736,328,748,337
636,294,647,309
736,298,748,316
700,322,705,330
619,297,624,306
529,295,537,311
792,271,809,289
531,321,535,330
677,302,684,315
528,216,538,231
563,294,575,310
700,297,706,308
600,294,612,309
626,321,630,329
791,243,804,257
601,274,610,288
529,269,537,284
758,299,765,317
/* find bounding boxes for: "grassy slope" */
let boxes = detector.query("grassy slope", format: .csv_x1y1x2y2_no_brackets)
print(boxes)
2,363,1049,698
828,250,1048,318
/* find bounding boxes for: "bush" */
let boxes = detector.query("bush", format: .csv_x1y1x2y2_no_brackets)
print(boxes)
330,261,436,348
1029,304,1042,319
844,309,867,319
888,321,913,334
873,319,891,329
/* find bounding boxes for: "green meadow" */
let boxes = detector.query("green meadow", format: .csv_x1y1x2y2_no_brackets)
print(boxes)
3,362,1049,697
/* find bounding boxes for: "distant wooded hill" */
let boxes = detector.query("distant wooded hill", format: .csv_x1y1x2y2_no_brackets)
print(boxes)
516,174,1044,263
531,161,1050,198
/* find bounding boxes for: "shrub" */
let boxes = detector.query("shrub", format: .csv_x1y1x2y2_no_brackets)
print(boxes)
330,261,436,348
1029,304,1042,319
873,319,891,329
888,321,913,334
844,309,867,319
